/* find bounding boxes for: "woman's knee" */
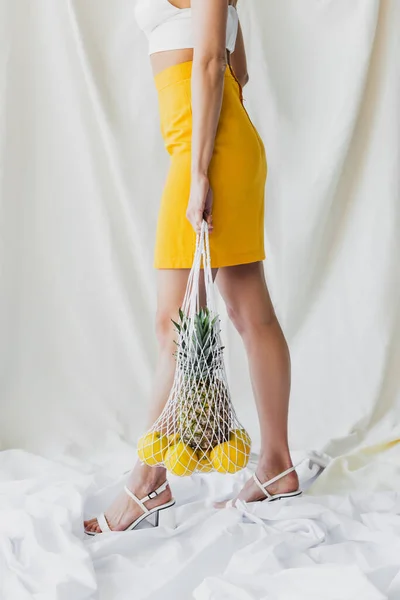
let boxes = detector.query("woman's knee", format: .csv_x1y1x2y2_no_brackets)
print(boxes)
226,301,277,337
155,308,177,349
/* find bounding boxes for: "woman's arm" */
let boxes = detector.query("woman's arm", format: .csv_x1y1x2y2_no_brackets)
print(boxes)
186,0,229,234
230,20,249,88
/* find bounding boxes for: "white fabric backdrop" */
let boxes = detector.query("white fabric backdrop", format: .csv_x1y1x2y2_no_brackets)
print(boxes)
1,1,400,598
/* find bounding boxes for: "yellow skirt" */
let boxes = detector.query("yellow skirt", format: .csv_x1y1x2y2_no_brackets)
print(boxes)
154,60,267,269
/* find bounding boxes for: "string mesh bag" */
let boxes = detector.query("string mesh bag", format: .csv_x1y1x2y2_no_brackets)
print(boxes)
137,220,251,476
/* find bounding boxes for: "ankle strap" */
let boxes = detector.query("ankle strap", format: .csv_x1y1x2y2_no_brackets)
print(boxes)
140,480,169,503
253,457,305,498
124,481,169,514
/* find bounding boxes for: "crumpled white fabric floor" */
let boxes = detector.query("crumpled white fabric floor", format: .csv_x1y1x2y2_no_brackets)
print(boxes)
1,440,400,600
1,0,400,598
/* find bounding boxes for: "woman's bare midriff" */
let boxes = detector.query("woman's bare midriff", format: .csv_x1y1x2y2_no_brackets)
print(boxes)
151,49,231,77
150,49,195,77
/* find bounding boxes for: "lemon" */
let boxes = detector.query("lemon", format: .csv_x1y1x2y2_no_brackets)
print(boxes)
197,451,213,473
137,431,169,466
164,441,198,476
231,429,251,452
167,433,181,446
210,437,250,474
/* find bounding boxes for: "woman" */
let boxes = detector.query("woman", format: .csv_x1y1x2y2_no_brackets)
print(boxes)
84,0,304,535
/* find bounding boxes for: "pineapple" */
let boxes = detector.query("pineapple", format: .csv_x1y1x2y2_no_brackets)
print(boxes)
171,307,230,452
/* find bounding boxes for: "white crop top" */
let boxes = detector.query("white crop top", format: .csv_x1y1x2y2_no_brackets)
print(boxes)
134,1,239,56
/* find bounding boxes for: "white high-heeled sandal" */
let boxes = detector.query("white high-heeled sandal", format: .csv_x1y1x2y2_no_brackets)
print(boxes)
224,452,331,508
225,456,311,509
85,481,176,536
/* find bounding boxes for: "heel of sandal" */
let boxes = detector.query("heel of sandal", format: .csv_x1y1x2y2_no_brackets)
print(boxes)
156,504,176,530
307,450,330,470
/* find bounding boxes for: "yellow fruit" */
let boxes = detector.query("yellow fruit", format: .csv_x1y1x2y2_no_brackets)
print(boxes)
137,432,169,466
167,433,181,446
210,437,250,474
197,452,213,473
231,429,251,452
164,441,198,476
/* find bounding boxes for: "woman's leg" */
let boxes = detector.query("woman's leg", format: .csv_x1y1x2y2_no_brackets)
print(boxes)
85,268,215,533
215,261,299,504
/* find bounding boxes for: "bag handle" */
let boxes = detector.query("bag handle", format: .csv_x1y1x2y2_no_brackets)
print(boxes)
181,220,216,318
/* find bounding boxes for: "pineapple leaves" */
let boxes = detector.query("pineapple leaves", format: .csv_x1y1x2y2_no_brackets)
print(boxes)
171,305,224,372
171,319,181,333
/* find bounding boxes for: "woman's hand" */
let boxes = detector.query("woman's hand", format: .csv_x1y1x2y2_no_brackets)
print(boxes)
186,173,214,234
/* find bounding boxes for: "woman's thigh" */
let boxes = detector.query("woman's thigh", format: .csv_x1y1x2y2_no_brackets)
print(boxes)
215,262,276,332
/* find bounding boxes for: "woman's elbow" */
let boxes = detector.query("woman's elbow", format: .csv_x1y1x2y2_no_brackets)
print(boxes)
195,53,227,75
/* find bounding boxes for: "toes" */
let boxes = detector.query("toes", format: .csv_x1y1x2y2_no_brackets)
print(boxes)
84,519,94,527
87,520,100,534
84,519,99,534
92,519,101,533
214,498,238,509
214,499,232,509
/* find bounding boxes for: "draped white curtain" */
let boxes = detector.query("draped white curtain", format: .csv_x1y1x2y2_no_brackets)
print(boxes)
1,1,400,598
